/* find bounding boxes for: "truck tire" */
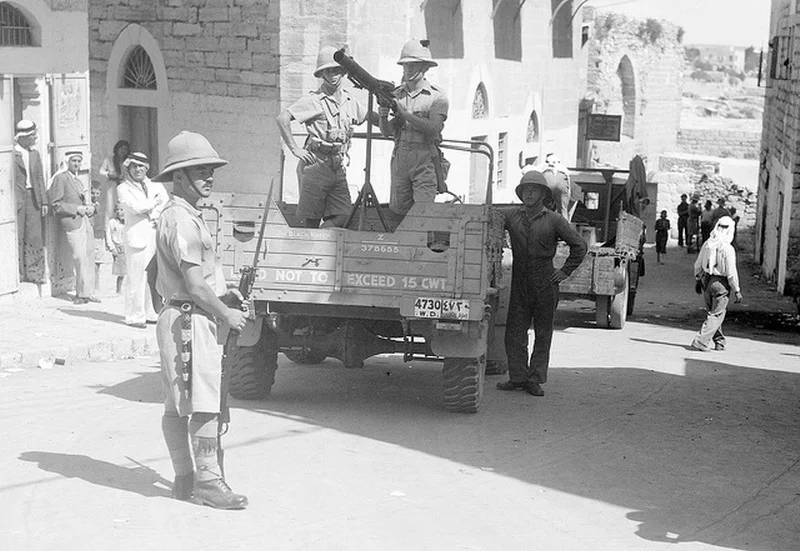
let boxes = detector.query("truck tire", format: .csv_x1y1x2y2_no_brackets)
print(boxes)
283,348,327,365
626,289,637,317
442,355,486,413
227,331,278,400
595,296,610,328
609,271,629,329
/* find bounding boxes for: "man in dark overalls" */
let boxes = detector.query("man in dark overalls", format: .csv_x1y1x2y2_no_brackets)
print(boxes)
497,171,587,397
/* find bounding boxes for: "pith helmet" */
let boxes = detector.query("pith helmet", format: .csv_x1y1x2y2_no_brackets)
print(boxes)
314,46,342,77
152,131,228,182
397,39,437,67
515,170,552,201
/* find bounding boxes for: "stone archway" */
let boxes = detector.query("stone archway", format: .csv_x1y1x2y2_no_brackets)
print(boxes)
617,55,636,138
106,24,169,172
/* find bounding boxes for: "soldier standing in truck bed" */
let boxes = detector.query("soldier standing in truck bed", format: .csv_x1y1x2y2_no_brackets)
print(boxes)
277,45,375,229
378,39,449,215
497,171,587,397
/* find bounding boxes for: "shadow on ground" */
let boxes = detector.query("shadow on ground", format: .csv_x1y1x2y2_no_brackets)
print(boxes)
18,451,172,499
58,307,126,325
245,357,800,550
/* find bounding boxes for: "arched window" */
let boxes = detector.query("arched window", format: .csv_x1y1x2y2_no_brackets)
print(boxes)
472,83,488,120
0,2,33,46
122,46,157,90
617,55,635,138
526,111,540,143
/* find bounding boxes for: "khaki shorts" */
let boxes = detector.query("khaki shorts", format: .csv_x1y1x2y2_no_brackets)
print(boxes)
296,159,352,220
157,306,222,416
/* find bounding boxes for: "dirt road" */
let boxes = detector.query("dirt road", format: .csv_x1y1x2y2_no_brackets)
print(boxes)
1,243,798,550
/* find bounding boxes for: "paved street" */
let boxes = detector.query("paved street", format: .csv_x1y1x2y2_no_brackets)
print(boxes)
1,244,799,550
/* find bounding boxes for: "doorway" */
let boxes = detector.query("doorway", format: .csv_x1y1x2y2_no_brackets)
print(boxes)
119,105,158,173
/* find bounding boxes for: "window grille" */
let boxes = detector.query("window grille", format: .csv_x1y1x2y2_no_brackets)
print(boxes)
0,2,33,47
497,132,508,189
472,84,488,119
122,46,157,90
526,111,539,143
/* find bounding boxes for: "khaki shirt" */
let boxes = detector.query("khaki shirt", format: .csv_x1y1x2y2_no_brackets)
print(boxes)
156,196,225,302
288,87,367,148
393,78,449,143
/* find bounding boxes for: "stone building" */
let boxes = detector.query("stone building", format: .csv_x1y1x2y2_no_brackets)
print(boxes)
88,0,588,205
579,9,684,171
758,0,800,294
0,0,90,299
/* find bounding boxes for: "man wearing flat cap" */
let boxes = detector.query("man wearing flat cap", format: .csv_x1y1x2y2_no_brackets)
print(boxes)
117,152,168,328
497,171,587,397
13,120,47,284
49,150,99,304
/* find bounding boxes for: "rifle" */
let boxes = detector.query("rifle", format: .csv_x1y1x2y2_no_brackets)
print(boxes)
333,49,397,110
218,178,274,477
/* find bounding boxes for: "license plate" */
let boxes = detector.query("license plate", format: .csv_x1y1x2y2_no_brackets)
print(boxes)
413,297,470,320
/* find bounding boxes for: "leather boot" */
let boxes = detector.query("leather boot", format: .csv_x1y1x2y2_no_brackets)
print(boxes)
171,471,195,501
194,478,248,510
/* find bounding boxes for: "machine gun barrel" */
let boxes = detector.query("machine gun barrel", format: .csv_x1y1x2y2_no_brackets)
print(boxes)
333,49,396,109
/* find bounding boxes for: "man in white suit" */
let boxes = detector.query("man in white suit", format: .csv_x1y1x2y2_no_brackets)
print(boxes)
118,152,169,327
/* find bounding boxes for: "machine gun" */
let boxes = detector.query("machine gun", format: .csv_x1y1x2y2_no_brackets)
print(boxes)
333,49,397,110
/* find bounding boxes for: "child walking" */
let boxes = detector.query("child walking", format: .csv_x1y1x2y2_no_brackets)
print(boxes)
655,210,671,264
106,204,126,294
90,182,111,294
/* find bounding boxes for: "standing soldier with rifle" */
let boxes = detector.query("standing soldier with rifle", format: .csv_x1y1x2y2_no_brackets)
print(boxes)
378,39,449,215
277,45,375,229
153,131,249,509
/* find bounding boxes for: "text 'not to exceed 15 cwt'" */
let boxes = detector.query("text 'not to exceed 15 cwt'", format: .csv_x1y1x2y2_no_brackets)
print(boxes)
271,269,446,290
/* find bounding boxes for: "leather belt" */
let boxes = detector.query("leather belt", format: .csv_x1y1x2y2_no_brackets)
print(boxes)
168,299,214,319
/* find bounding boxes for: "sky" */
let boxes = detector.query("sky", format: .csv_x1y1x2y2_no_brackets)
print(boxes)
591,0,772,48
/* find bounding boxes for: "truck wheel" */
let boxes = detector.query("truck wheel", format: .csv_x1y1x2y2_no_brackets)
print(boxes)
442,355,486,413
227,331,278,400
626,289,637,317
283,348,327,365
609,272,629,329
595,296,610,328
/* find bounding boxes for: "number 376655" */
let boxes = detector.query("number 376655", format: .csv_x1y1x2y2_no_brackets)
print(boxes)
360,243,400,254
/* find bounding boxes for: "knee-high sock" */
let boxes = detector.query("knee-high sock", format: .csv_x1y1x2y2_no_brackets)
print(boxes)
190,414,221,482
161,413,192,476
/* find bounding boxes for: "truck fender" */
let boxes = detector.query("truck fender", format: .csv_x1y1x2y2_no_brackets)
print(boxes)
223,316,263,348
430,319,489,358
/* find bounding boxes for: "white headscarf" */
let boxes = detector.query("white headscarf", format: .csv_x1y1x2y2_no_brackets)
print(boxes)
698,216,735,274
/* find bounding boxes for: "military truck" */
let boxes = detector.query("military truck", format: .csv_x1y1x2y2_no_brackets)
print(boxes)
200,140,505,413
557,167,647,329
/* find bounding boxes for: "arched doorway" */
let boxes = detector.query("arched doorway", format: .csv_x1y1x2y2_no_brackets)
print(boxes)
107,24,169,176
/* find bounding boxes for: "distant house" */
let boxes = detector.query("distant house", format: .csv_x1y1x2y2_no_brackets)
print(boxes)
688,44,746,73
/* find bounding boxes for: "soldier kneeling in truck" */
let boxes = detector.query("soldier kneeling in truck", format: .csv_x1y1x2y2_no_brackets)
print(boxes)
497,171,587,397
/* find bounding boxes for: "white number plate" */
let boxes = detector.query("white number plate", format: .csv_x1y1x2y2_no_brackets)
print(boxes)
413,297,470,320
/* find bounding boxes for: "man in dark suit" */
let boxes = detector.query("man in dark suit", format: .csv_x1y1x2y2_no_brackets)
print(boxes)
48,150,99,304
13,120,48,283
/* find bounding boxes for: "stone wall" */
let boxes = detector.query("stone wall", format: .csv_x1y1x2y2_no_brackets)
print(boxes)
654,154,757,241
583,10,684,169
88,0,282,194
677,129,760,159
759,0,800,291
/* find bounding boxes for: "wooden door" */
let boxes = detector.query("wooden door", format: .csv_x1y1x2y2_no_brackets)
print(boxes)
0,76,18,296
48,72,91,295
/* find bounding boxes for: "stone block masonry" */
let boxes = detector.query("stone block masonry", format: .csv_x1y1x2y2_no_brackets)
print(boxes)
677,129,761,160
89,0,280,102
